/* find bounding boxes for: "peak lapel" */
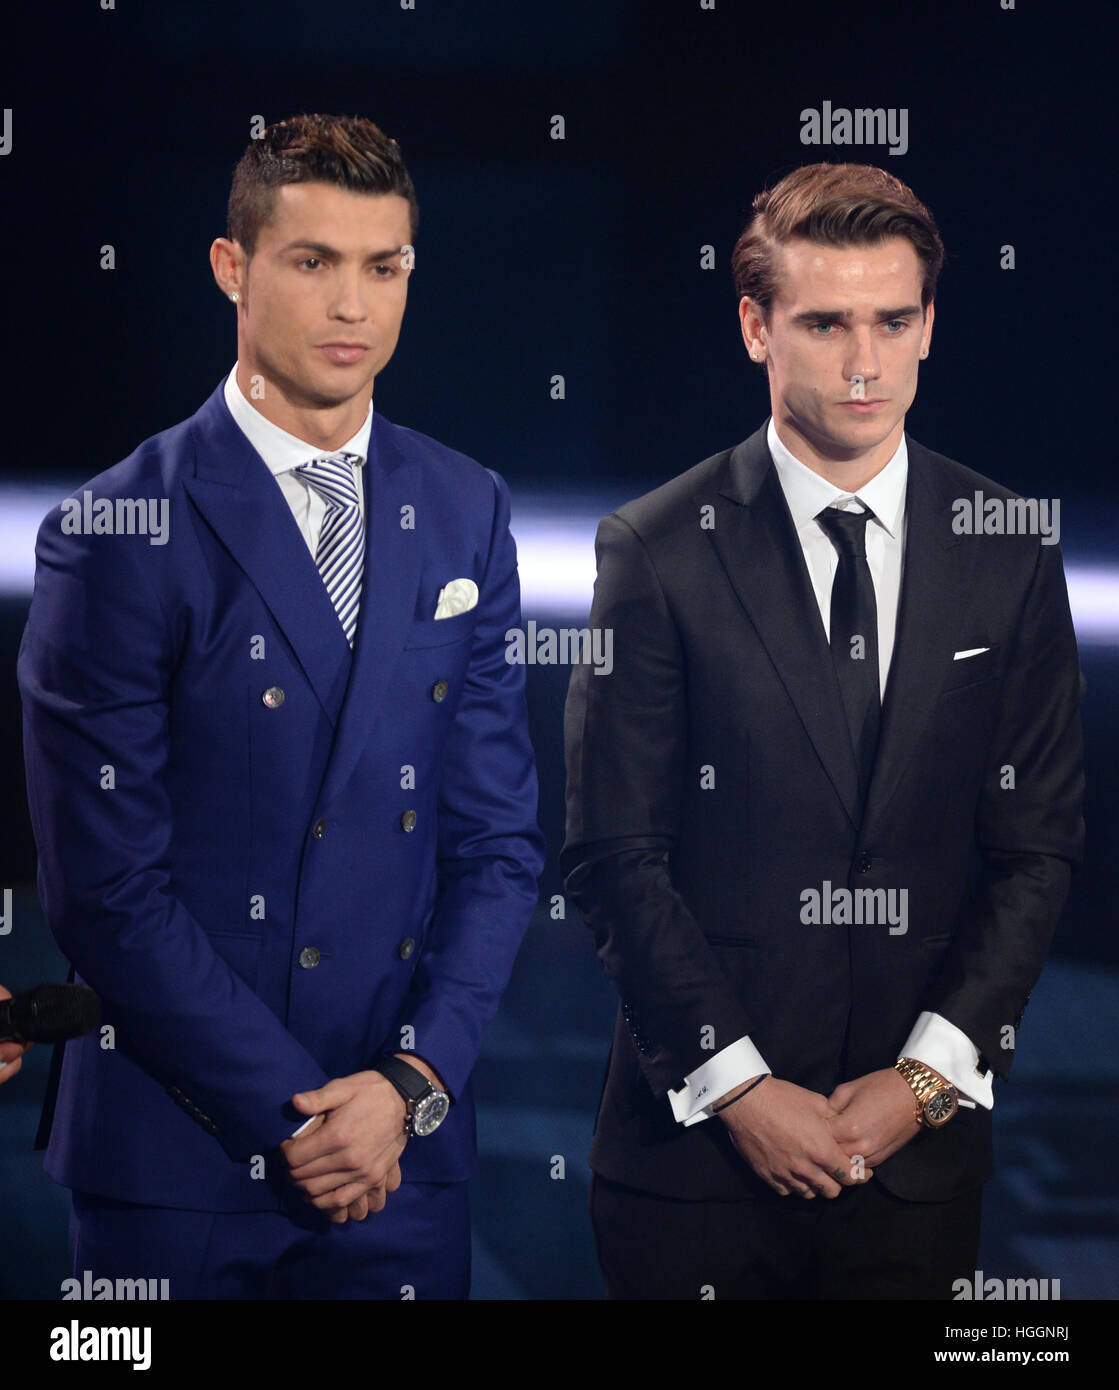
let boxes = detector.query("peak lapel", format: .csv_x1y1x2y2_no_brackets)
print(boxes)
708,427,861,826
317,414,424,807
183,382,352,725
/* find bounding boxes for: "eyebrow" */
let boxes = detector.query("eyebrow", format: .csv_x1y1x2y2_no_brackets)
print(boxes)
277,240,408,262
789,305,922,326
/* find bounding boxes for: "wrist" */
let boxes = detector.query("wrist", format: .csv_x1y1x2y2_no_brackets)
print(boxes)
393,1052,444,1093
714,1073,769,1121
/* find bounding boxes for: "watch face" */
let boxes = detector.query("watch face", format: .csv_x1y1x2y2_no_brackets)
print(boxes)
412,1091,450,1137
924,1090,957,1126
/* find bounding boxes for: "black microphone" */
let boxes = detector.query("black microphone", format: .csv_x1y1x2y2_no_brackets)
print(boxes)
0,984,102,1044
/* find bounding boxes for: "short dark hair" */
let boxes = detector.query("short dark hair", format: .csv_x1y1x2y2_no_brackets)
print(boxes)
731,162,945,326
227,112,419,259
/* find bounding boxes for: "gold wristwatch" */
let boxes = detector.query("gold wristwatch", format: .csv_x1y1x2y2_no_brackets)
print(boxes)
894,1057,959,1129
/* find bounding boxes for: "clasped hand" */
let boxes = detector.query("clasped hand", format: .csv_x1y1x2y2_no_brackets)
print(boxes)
719,1067,921,1199
280,1058,435,1226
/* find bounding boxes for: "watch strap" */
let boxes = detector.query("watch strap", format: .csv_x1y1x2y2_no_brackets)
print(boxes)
373,1055,434,1105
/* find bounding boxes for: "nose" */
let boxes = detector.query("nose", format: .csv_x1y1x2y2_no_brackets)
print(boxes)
843,328,881,386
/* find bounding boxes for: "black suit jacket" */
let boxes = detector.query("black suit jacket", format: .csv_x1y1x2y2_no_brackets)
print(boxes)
561,421,1085,1202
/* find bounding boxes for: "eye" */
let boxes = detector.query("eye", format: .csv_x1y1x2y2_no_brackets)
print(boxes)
811,322,837,335
298,257,323,270
372,263,397,277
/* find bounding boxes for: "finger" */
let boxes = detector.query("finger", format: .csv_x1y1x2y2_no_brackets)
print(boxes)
295,1166,367,1200
0,1043,25,1063
385,1162,402,1194
0,1056,21,1083
828,1118,862,1146
292,1079,352,1115
347,1195,370,1221
288,1150,364,1183
806,1171,843,1199
310,1179,379,1212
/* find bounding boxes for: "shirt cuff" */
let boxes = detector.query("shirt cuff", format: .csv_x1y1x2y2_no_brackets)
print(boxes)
902,1010,994,1110
667,1036,770,1127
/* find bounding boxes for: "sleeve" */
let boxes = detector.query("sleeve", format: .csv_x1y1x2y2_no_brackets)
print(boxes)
902,1011,992,1109
17,506,331,1159
387,470,545,1100
668,1036,771,1126
561,511,756,1096
919,539,1085,1080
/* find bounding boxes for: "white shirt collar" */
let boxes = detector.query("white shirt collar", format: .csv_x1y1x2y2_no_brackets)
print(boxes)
222,364,373,479
766,414,907,538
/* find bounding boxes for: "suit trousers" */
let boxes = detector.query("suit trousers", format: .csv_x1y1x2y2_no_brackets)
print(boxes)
590,1171,982,1299
69,1180,470,1300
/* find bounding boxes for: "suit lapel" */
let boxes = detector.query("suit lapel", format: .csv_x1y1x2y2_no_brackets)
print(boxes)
860,437,974,838
709,427,862,826
317,413,424,806
184,383,352,725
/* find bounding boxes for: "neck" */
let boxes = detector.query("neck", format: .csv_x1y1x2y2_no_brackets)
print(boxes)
773,414,903,492
235,358,370,452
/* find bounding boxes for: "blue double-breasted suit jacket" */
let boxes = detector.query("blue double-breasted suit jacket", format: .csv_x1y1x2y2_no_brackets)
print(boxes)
18,379,545,1211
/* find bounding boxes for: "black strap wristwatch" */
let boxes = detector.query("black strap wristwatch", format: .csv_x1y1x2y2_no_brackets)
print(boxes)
372,1056,451,1137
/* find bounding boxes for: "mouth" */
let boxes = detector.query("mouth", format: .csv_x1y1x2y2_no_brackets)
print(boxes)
837,399,887,410
316,344,371,365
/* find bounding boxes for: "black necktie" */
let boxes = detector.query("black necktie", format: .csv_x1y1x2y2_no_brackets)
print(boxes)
816,504,881,808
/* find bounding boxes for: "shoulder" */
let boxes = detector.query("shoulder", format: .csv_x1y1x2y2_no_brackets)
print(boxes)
907,434,1022,505
377,415,506,512
610,446,735,547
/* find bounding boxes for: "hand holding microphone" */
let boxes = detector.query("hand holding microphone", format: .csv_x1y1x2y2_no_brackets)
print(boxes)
0,985,31,1083
0,982,102,1085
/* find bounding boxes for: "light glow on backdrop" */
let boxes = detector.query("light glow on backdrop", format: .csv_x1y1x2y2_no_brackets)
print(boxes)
2,487,1117,643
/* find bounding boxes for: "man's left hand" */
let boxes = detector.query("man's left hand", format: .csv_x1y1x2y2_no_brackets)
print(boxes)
825,1067,921,1166
283,1070,406,1216
283,1054,445,1218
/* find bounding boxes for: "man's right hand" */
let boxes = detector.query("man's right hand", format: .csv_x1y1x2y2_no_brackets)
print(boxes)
279,1108,404,1225
0,985,32,1085
717,1075,873,1198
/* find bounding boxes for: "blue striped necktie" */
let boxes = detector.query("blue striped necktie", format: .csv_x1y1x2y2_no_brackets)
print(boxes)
295,452,365,648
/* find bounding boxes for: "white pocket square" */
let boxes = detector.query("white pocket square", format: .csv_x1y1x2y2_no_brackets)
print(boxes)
434,578,478,620
953,647,989,660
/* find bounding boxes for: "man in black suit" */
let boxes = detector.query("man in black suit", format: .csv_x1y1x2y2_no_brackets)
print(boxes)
562,163,1084,1299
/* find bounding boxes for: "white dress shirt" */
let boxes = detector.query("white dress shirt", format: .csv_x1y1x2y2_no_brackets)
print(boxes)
223,363,372,1139
222,364,370,553
668,416,995,1126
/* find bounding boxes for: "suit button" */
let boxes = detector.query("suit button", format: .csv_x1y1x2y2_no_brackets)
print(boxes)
311,819,326,839
855,851,872,874
398,938,416,960
401,810,417,832
299,946,320,969
262,686,285,708
432,679,448,703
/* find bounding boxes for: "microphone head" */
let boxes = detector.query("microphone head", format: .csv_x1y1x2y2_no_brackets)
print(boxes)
10,984,102,1043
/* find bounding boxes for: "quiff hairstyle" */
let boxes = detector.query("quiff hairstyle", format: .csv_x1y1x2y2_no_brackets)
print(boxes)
227,112,419,259
731,163,945,331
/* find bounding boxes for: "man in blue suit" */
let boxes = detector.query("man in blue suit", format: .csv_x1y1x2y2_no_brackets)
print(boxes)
18,113,544,1299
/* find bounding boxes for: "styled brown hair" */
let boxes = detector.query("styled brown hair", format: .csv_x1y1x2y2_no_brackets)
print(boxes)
730,162,945,327
227,112,418,258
